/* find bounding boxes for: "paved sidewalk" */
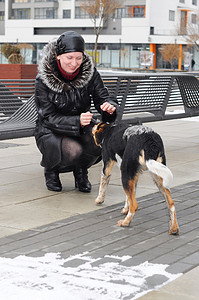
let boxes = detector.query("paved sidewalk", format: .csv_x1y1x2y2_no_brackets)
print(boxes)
0,117,199,298
0,180,199,299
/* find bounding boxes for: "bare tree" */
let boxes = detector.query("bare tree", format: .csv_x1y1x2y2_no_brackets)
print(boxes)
177,11,199,51
119,47,128,68
185,22,199,51
0,44,22,64
0,43,34,64
160,44,184,69
81,0,123,66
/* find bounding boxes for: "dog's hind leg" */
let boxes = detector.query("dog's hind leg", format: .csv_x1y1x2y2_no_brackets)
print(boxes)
152,174,179,235
95,160,115,205
118,175,139,227
121,177,139,215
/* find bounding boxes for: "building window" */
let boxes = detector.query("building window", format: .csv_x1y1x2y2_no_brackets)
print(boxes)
192,0,197,5
75,7,90,18
179,0,185,3
34,0,58,2
150,26,154,35
180,10,187,34
191,14,197,23
13,8,30,19
132,44,146,51
169,10,175,21
13,0,30,2
34,8,57,19
113,8,126,19
63,9,71,18
0,11,5,20
126,6,145,18
0,0,5,2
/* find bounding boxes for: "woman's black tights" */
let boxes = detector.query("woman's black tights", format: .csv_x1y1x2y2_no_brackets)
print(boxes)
61,137,83,166
60,126,101,171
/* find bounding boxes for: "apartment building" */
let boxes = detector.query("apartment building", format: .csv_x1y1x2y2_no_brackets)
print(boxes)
0,0,198,69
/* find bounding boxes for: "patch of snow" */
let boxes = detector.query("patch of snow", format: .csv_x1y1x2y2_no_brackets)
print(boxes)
0,252,182,300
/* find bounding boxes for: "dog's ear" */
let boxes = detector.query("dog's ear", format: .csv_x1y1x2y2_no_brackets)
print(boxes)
92,122,107,146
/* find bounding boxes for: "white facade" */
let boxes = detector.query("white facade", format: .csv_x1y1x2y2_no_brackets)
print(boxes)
1,0,198,44
0,0,199,69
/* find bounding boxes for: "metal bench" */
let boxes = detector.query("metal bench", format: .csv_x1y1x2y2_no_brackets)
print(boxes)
0,81,23,119
0,74,199,140
113,74,199,124
0,95,37,140
0,79,35,122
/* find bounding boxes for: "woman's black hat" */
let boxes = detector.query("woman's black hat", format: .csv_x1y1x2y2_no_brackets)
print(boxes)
56,31,85,55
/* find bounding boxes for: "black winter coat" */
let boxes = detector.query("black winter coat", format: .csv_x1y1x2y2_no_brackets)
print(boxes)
34,41,118,170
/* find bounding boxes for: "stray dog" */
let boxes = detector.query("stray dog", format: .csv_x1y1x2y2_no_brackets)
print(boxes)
92,122,179,235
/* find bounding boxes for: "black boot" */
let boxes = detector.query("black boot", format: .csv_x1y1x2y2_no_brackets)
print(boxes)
73,168,91,193
44,169,62,192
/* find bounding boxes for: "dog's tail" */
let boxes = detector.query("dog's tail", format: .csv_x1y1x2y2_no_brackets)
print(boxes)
146,159,173,189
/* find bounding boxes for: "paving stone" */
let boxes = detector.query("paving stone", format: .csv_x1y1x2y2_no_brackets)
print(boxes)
0,252,21,259
180,220,199,231
7,230,40,241
189,238,199,246
60,247,87,259
145,225,170,235
25,250,49,258
54,215,85,224
32,222,74,232
178,206,199,217
145,274,169,289
166,261,194,274
159,244,197,257
154,232,197,250
180,251,199,265
172,188,198,197
0,237,14,246
151,253,183,265
143,203,167,213
90,257,121,267
63,258,89,268
120,247,170,267
183,212,199,222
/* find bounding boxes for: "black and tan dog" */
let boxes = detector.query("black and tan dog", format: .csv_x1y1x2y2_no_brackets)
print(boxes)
92,122,179,235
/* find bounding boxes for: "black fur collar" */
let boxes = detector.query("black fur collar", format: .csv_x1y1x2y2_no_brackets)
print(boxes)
38,40,94,93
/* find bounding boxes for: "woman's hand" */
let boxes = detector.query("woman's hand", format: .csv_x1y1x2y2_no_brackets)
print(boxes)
80,111,93,127
100,102,116,115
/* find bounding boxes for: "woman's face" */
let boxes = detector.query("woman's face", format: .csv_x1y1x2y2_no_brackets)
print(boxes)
57,52,83,74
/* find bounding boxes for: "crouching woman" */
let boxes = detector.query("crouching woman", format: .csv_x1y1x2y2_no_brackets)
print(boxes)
34,31,118,193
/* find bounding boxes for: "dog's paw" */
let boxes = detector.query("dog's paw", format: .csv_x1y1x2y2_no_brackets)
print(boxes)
95,197,104,205
121,207,128,215
169,220,179,235
117,212,134,227
168,227,180,235
117,219,130,227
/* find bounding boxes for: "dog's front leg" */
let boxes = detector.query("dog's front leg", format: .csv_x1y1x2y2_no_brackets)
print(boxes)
95,160,115,205
95,173,111,205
